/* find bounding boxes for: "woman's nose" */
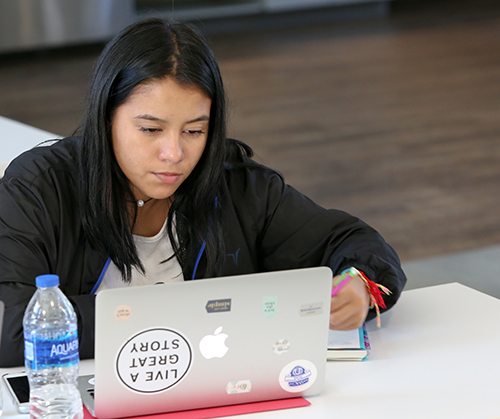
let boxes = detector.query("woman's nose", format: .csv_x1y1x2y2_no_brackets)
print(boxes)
158,133,183,163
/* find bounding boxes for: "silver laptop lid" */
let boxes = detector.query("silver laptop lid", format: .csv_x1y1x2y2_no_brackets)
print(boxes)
93,267,332,418
0,299,4,346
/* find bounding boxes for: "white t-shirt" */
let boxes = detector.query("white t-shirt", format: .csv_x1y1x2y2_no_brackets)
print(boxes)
96,218,184,293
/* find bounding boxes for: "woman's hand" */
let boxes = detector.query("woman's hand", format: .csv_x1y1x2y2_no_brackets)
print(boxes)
329,273,370,330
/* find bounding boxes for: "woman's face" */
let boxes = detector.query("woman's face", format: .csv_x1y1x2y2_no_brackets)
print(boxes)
112,77,211,202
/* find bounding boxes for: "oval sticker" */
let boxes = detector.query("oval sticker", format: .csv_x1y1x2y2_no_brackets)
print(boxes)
279,359,317,393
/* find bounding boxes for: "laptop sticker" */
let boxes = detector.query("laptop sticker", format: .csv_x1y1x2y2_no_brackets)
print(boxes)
114,305,133,321
299,302,323,317
273,339,290,355
279,360,317,393
263,296,278,318
226,380,251,395
205,299,231,313
199,326,229,359
116,328,192,393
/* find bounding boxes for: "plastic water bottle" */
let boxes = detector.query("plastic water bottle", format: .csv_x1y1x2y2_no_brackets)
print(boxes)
23,274,83,419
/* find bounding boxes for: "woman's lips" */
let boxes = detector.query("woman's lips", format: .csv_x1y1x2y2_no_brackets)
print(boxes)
154,172,181,184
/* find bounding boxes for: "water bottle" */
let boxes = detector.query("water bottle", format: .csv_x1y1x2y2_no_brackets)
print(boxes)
23,274,83,419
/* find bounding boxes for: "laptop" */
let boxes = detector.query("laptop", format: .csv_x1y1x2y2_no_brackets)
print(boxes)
0,299,4,345
78,267,332,418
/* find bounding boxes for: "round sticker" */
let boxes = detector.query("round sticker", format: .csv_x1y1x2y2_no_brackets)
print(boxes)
278,359,317,393
114,305,132,321
116,328,192,393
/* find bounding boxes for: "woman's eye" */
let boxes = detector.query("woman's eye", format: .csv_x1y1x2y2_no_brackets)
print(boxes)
140,127,161,134
184,130,204,137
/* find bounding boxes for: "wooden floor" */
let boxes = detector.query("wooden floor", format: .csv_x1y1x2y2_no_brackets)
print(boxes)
1,0,499,262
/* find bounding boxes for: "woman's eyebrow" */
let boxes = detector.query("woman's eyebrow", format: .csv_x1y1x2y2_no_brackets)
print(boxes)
186,115,210,124
134,114,166,122
134,114,209,124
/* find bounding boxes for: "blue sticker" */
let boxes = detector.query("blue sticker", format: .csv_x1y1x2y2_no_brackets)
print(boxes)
206,299,231,313
284,365,312,387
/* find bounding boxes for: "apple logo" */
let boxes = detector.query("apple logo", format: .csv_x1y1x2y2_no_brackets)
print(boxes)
199,326,229,359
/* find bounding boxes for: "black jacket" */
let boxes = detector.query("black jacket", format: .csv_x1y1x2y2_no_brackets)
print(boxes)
0,137,406,367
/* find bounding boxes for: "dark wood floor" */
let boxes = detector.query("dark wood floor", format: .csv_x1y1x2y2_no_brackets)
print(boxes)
1,0,499,262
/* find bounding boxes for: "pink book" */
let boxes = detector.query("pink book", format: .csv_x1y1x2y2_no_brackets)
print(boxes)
83,397,310,419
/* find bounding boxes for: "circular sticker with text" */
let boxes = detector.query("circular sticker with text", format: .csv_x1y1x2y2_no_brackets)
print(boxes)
116,328,192,393
278,359,317,393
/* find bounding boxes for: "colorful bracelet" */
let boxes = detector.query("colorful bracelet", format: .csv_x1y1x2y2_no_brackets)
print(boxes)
336,267,392,328
331,267,358,297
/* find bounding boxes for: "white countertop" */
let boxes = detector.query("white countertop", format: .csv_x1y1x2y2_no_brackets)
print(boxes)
0,116,59,178
1,283,499,419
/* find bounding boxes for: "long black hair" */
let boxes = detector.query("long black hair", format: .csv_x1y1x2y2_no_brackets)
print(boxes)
79,18,228,281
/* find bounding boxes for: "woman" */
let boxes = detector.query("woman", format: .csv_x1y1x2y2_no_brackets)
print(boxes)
0,18,406,367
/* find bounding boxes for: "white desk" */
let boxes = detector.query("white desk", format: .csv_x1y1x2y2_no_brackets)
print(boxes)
0,116,59,178
1,283,499,419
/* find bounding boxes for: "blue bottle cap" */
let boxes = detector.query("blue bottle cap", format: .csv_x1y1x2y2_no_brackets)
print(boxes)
35,274,60,288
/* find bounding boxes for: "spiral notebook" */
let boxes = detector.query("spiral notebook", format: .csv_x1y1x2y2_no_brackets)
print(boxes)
327,325,370,361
